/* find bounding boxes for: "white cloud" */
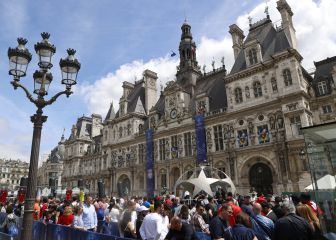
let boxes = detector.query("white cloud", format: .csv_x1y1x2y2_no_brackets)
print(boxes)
78,57,178,116
79,0,336,115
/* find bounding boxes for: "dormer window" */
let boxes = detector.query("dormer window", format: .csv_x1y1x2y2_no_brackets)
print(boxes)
283,69,292,86
235,88,243,103
248,48,258,65
318,81,327,95
253,81,262,98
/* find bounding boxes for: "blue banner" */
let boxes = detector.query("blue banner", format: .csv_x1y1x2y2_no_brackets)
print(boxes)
195,115,207,164
146,129,155,197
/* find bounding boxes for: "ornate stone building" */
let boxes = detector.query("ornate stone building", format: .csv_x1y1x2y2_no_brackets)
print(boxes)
0,159,29,191
61,0,336,196
37,135,65,188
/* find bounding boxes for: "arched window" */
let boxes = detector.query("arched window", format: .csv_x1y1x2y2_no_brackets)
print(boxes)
253,81,262,98
248,48,258,65
127,124,131,136
271,78,278,92
283,69,292,86
139,124,143,132
113,130,115,140
119,126,123,138
235,88,243,103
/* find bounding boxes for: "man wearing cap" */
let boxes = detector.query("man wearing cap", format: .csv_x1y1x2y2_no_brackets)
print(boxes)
136,205,149,239
140,201,164,240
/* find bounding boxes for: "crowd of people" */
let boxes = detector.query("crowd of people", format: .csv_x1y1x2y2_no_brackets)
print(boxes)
0,190,329,240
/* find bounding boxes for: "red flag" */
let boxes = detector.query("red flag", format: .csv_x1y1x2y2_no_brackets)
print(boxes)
0,190,8,204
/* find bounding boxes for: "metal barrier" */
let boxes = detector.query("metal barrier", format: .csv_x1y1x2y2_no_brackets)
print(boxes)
0,232,16,240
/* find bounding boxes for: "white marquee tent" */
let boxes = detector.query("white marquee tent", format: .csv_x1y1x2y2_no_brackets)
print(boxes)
305,174,336,191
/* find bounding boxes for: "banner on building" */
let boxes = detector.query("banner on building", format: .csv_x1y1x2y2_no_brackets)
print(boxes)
195,115,207,164
146,129,155,197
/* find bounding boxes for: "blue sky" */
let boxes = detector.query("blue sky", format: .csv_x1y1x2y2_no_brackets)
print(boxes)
0,0,335,162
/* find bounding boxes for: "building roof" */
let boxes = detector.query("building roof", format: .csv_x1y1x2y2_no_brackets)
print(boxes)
115,80,146,118
105,102,116,121
230,18,291,74
312,56,336,97
195,71,227,112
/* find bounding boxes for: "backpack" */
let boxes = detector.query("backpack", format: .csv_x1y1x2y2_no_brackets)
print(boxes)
7,221,19,237
97,208,105,221
120,210,132,232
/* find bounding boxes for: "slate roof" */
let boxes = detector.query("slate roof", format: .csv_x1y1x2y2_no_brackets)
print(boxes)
114,81,146,119
230,18,291,74
195,73,227,112
105,103,115,121
152,93,165,119
312,56,336,97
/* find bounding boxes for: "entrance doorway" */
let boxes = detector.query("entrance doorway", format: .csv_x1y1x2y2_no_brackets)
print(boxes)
249,163,273,194
117,174,131,197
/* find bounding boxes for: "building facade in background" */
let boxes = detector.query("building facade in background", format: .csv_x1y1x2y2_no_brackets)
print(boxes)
37,135,66,188
0,159,29,191
61,0,336,196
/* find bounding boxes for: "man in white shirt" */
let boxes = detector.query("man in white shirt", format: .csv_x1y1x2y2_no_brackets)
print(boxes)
82,196,97,231
140,201,164,240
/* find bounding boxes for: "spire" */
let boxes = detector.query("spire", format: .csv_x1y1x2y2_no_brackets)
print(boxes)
178,20,198,72
105,101,116,121
60,128,65,142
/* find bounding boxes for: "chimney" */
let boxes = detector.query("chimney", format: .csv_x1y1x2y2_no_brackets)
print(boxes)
277,0,297,49
143,69,158,114
229,24,245,60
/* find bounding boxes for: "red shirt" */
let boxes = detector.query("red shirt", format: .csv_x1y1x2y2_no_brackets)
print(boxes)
41,203,49,217
57,214,74,226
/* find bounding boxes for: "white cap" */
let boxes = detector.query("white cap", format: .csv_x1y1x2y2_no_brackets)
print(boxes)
136,205,149,212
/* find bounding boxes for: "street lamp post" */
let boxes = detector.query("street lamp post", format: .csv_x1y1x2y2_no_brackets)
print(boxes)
7,33,80,240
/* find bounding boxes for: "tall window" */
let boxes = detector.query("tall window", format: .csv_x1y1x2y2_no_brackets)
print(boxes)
290,115,302,135
235,88,243,103
283,69,292,86
213,125,224,151
318,81,328,95
171,135,178,158
138,144,145,164
248,48,258,65
159,139,166,161
253,81,263,98
127,124,132,136
322,105,332,114
271,78,278,92
119,126,123,138
184,132,192,157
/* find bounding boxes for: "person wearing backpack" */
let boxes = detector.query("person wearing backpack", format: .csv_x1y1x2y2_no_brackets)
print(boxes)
120,201,137,238
1,204,19,237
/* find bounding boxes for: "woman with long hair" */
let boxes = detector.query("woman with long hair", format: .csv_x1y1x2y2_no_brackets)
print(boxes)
296,203,321,234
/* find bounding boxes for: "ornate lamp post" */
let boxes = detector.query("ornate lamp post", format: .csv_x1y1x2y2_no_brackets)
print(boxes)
8,33,80,240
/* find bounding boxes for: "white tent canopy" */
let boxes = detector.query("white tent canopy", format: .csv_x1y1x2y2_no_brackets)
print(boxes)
305,174,336,190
